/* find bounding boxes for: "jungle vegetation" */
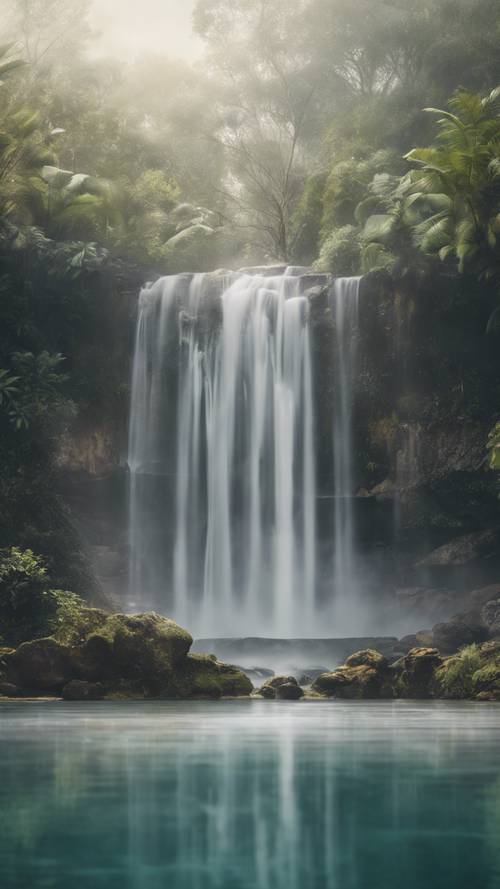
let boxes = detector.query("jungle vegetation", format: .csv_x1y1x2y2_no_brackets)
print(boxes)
0,0,500,601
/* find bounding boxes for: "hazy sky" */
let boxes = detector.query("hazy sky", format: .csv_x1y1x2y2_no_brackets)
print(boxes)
90,0,201,62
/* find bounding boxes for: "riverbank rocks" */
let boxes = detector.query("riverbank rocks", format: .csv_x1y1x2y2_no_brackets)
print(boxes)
312,649,393,699
311,641,500,701
0,611,253,700
254,675,304,700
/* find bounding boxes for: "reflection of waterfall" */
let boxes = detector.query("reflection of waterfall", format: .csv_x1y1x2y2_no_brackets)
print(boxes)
129,269,316,637
2,701,499,889
329,278,361,629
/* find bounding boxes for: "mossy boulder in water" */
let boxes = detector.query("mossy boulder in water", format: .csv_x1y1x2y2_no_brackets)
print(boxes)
392,647,443,699
254,675,304,700
312,649,392,699
0,611,252,699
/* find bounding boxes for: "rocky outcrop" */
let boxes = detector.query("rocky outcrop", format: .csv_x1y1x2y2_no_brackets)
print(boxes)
0,611,252,700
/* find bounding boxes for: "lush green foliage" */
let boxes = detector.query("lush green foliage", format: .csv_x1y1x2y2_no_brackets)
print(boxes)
0,547,83,646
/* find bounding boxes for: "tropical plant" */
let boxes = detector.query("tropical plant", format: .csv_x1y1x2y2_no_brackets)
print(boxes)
40,165,123,242
403,87,500,279
0,351,68,430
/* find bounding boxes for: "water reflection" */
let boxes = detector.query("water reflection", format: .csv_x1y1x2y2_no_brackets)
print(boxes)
1,701,500,889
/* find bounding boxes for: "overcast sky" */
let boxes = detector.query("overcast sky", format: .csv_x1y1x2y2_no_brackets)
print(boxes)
89,0,201,62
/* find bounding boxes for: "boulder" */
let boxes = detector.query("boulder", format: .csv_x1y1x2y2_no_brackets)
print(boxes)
62,680,105,701
3,638,76,693
75,612,193,682
255,675,302,700
276,682,304,701
345,649,388,669
176,655,253,699
0,612,254,700
393,647,443,698
313,664,388,699
264,675,297,689
432,618,489,654
254,684,275,699
312,651,392,700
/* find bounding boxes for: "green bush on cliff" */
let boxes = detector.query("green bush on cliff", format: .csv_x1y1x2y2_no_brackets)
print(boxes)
0,547,83,646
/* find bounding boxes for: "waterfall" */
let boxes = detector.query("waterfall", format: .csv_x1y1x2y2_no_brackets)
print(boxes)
329,277,362,631
128,269,317,637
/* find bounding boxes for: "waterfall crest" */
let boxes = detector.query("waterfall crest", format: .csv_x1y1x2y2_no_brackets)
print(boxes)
128,269,317,637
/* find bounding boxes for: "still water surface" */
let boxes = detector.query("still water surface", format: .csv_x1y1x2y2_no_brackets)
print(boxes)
0,700,500,889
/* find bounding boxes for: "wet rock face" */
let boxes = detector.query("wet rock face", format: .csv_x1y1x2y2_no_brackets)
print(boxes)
0,612,253,700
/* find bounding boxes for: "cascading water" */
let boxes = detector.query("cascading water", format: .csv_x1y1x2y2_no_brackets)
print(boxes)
128,269,365,637
328,277,362,632
128,269,317,637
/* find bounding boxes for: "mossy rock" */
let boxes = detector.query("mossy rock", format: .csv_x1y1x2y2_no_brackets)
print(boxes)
1,612,230,699
3,637,77,693
313,664,389,699
254,675,303,700
73,612,193,685
180,655,253,699
276,682,304,701
345,649,388,670
393,647,443,699
312,649,393,700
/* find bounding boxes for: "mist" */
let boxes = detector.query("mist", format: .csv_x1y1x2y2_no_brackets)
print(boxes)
89,0,201,61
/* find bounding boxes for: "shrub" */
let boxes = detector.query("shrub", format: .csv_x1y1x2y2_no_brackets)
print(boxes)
314,225,361,275
0,547,84,646
437,644,482,699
